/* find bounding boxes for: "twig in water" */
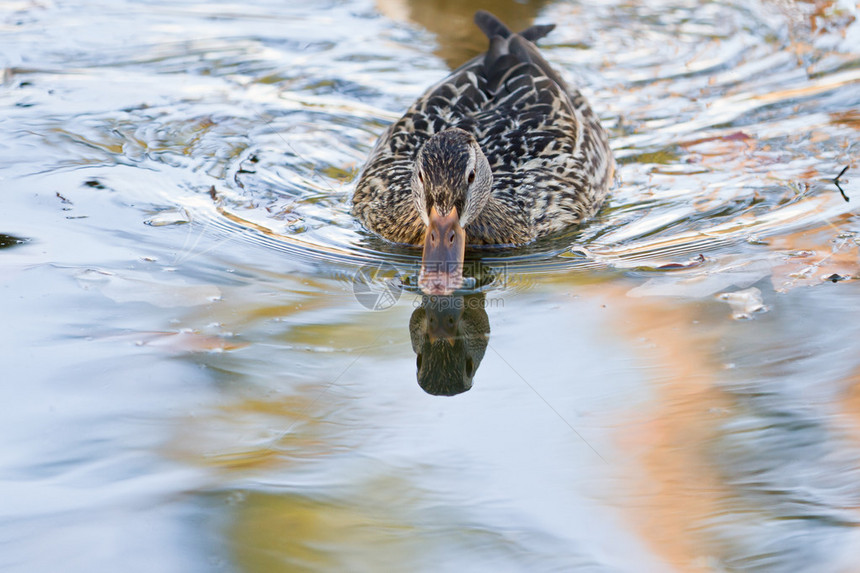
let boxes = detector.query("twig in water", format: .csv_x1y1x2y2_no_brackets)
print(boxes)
834,165,849,202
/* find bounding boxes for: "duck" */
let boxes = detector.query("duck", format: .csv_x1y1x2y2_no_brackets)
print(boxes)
352,10,614,294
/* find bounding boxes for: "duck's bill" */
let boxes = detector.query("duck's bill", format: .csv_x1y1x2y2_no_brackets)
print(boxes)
419,206,466,295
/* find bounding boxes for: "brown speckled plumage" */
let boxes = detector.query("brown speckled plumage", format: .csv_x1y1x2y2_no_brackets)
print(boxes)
352,10,614,246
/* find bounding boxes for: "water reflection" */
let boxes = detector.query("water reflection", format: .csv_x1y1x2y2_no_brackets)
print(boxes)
409,293,490,396
377,0,549,67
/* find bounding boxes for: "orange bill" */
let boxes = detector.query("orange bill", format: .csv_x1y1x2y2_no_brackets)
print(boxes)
418,205,466,295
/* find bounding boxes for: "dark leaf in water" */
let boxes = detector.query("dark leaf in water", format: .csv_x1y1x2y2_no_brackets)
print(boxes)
657,254,707,270
0,234,28,249
83,179,106,189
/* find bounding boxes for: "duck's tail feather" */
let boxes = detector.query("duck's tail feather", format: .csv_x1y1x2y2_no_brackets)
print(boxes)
479,12,565,94
474,10,555,43
474,10,511,39
484,36,514,78
521,24,555,42
508,35,567,89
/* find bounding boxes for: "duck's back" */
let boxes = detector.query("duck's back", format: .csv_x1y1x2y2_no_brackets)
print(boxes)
352,11,614,246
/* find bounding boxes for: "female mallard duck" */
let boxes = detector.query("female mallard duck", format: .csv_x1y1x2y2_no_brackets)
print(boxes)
352,10,614,294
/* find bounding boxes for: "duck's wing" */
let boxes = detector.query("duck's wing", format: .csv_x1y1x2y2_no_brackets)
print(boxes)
463,12,614,240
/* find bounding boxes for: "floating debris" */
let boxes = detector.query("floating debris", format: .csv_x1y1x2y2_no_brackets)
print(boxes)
717,287,767,320
145,208,191,227
83,179,106,190
657,254,707,270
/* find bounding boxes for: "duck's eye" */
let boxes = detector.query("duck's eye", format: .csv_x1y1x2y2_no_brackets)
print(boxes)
467,170,475,184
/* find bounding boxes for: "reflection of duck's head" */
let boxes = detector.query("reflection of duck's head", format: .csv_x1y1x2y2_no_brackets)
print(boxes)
409,293,490,396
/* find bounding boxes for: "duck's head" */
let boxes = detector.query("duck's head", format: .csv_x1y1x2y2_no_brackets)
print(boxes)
411,128,493,295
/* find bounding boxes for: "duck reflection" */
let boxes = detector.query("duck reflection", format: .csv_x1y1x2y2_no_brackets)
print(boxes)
409,293,490,396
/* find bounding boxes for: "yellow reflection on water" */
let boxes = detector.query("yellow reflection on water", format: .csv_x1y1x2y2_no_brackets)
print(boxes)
229,488,427,573
165,394,328,473
377,0,551,67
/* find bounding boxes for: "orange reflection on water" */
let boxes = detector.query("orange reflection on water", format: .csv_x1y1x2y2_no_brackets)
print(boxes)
603,290,732,572
768,214,858,291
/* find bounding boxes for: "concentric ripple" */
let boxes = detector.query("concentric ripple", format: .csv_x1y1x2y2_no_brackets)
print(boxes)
4,0,857,292
194,0,858,290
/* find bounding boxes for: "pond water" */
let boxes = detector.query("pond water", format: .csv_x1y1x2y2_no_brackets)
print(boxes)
2,0,859,571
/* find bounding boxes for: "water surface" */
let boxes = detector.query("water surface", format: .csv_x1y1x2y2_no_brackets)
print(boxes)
1,0,859,571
